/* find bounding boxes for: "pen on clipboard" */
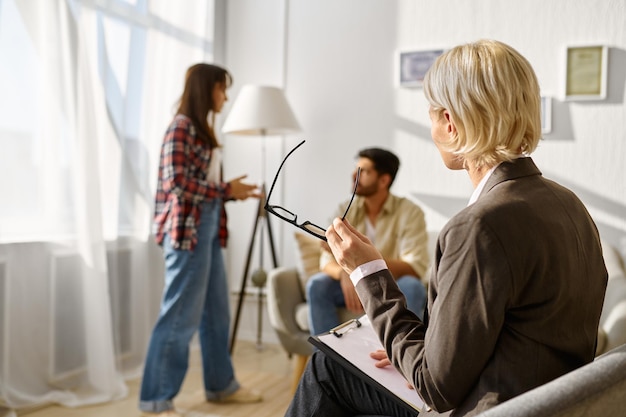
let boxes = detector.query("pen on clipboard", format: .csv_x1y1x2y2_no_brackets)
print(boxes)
330,318,362,338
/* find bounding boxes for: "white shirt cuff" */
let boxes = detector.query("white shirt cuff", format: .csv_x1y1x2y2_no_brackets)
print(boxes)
350,259,388,286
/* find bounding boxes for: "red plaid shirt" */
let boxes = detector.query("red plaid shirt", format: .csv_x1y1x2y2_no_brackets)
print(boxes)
153,115,232,250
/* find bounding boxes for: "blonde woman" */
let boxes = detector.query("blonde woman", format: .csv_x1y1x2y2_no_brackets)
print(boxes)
286,40,607,417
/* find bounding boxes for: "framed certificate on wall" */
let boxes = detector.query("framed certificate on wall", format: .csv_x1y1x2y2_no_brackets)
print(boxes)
564,45,608,101
397,49,445,88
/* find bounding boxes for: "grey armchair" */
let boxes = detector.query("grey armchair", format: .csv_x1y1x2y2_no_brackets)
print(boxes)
266,266,360,392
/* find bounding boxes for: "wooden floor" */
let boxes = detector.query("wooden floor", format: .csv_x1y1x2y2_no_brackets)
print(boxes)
16,341,296,417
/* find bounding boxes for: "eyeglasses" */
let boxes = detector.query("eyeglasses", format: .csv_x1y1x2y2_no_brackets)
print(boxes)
264,140,361,241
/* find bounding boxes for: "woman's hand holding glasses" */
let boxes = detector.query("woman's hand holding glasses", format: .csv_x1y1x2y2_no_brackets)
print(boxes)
325,217,384,276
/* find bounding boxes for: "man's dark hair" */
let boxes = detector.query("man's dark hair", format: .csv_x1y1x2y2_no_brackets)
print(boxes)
358,148,400,186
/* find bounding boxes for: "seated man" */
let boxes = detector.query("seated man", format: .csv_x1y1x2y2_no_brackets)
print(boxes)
306,148,429,336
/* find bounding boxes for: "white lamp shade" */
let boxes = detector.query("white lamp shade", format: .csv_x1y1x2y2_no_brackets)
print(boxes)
221,85,301,135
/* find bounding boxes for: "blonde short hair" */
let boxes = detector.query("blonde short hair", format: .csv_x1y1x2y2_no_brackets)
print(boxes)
423,39,542,168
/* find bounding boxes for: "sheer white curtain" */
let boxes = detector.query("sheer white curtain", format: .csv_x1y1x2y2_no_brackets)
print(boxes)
0,0,216,413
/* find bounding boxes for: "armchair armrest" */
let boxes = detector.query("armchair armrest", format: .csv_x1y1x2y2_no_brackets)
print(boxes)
267,267,315,357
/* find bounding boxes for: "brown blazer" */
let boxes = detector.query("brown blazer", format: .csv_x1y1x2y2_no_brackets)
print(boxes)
357,157,607,416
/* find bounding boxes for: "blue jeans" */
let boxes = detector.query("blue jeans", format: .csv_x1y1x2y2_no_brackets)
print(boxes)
307,273,426,336
139,200,239,413
285,350,415,417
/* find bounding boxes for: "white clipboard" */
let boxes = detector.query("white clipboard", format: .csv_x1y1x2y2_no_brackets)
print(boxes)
309,314,430,414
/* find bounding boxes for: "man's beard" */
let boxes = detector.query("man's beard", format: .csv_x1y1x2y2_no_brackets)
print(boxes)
356,183,378,197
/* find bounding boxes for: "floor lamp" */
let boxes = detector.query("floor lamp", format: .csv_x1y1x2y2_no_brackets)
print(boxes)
221,85,301,353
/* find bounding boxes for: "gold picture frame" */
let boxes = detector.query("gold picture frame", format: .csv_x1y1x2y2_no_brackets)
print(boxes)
565,45,608,101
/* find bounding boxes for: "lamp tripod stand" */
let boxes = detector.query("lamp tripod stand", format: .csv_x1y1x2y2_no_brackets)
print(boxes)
221,84,301,354
229,183,278,354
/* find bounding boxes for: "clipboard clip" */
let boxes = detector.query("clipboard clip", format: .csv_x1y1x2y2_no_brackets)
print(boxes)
330,318,362,338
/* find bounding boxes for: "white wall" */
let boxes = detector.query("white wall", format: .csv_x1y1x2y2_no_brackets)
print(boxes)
223,0,626,342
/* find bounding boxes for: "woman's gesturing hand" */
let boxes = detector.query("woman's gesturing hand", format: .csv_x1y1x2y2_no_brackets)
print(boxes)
228,175,262,200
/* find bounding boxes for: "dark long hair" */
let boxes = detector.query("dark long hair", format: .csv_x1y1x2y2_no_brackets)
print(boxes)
176,63,232,148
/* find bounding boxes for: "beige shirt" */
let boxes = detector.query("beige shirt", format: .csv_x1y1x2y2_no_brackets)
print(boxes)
320,193,429,280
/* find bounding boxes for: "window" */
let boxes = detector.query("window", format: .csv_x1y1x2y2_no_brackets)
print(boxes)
0,0,216,241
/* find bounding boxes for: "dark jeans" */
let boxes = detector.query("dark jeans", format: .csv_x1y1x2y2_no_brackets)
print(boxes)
285,350,418,417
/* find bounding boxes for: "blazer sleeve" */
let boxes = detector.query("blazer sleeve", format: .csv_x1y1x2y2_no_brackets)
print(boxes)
357,219,512,412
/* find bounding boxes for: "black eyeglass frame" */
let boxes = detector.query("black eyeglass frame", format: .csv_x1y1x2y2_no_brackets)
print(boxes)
264,140,361,242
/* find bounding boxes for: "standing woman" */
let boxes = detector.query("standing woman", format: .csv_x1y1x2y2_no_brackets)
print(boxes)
139,63,262,417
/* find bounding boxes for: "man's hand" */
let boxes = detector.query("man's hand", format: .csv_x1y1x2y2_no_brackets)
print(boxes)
325,218,383,275
340,274,363,313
